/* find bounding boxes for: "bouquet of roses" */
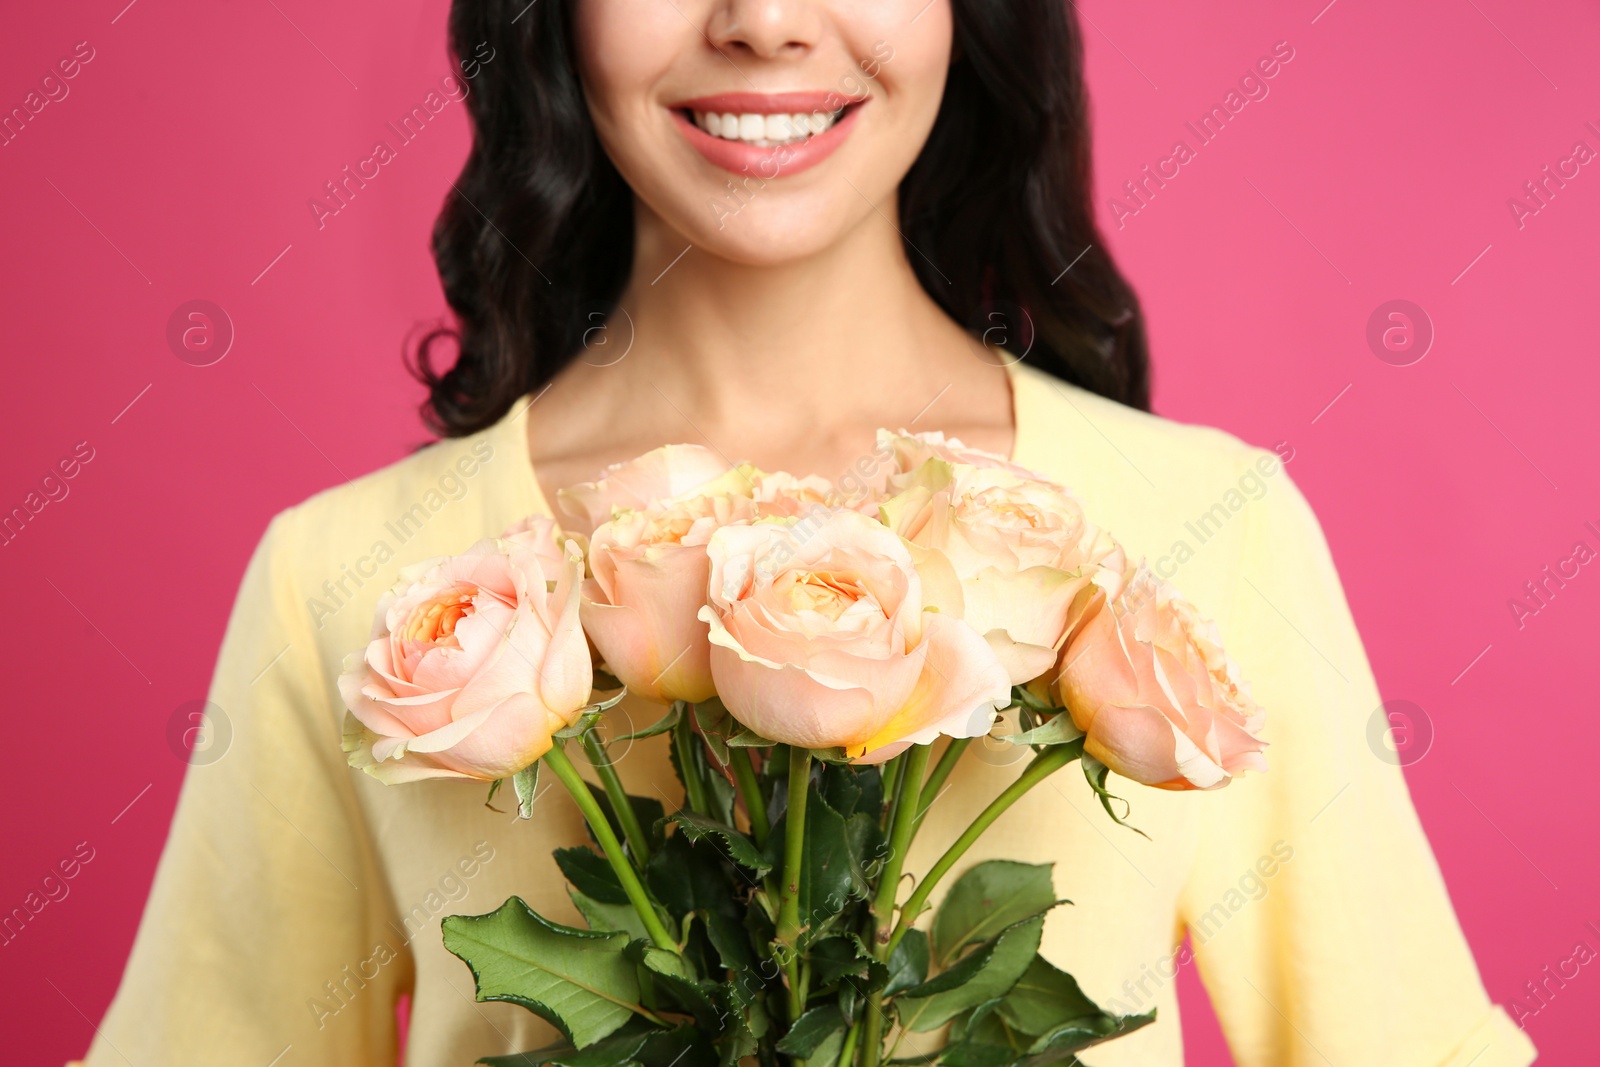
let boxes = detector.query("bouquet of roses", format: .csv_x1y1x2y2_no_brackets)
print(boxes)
337,430,1267,1067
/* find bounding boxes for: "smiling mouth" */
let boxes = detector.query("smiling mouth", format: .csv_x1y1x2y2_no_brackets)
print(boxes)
682,104,854,148
669,92,867,177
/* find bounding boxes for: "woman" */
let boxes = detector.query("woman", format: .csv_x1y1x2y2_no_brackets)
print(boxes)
83,2,1534,1065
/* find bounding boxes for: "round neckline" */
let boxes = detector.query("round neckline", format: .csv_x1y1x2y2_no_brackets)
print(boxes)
505,356,1035,521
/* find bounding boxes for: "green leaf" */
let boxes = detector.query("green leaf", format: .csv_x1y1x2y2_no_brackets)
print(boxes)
820,762,862,816
1000,717,1084,747
569,891,669,946
775,1004,846,1056
1025,1018,1154,1064
647,833,734,918
477,1029,648,1067
704,907,759,977
808,1023,849,1067
994,955,1098,1035
555,708,605,739
693,699,733,770
1081,756,1148,840
442,898,644,1048
667,810,771,874
937,1004,1031,1066
712,989,759,1067
478,1022,702,1067
513,763,540,820
934,1043,1019,1067
809,934,876,988
615,702,681,741
1011,684,1056,715
884,928,930,996
639,946,721,1031
947,998,1003,1043
1006,959,1156,1059
725,725,777,747
898,939,1000,999
798,791,859,940
634,1025,708,1067
898,917,1044,1032
932,861,1059,967
555,847,629,905
704,758,738,827
844,811,887,900
589,687,629,713
760,786,858,944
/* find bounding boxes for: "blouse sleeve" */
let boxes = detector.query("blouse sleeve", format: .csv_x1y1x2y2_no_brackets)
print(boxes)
84,510,408,1066
1177,454,1536,1067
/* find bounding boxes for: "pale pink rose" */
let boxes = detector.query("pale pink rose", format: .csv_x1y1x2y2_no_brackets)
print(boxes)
875,428,1047,495
750,470,842,519
500,514,587,568
339,534,593,783
582,492,758,704
699,510,1011,761
556,444,738,536
881,460,1125,686
1054,566,1266,790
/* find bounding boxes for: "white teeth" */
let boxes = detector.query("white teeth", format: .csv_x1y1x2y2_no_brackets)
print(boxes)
691,107,841,146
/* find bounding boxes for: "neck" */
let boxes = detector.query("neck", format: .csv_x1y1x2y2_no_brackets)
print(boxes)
611,196,973,426
527,192,1013,494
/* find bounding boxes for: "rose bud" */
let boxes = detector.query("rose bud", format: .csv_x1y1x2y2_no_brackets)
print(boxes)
581,491,757,704
1055,565,1266,790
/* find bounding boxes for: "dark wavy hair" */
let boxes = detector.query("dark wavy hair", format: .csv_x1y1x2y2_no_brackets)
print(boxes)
415,0,1150,437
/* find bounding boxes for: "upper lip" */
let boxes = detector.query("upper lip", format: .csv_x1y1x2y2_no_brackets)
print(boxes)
669,91,867,114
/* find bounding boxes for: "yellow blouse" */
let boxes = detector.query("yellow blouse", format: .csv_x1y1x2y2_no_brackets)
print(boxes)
81,364,1535,1066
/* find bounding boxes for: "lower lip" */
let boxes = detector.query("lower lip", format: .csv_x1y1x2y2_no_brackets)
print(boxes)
671,105,862,180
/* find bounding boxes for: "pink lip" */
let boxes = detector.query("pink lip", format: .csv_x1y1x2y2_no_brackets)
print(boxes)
669,95,866,180
672,91,864,115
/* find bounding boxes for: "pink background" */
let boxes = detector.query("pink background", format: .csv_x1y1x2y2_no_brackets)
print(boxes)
3,0,1596,1062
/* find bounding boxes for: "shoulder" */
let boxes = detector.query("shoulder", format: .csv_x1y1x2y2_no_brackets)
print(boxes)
1012,362,1291,512
1011,363,1312,620
277,431,505,544
250,411,542,658
1013,362,1272,488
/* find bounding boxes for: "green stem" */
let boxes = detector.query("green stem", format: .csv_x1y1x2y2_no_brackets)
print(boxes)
871,743,932,957
581,730,651,866
673,705,709,815
543,742,678,953
879,758,903,829
837,1018,861,1067
860,1003,884,1067
885,742,1081,957
912,738,970,834
729,746,769,846
776,747,812,1021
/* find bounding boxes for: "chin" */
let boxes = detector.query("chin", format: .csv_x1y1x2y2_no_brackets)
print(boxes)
690,202,862,267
